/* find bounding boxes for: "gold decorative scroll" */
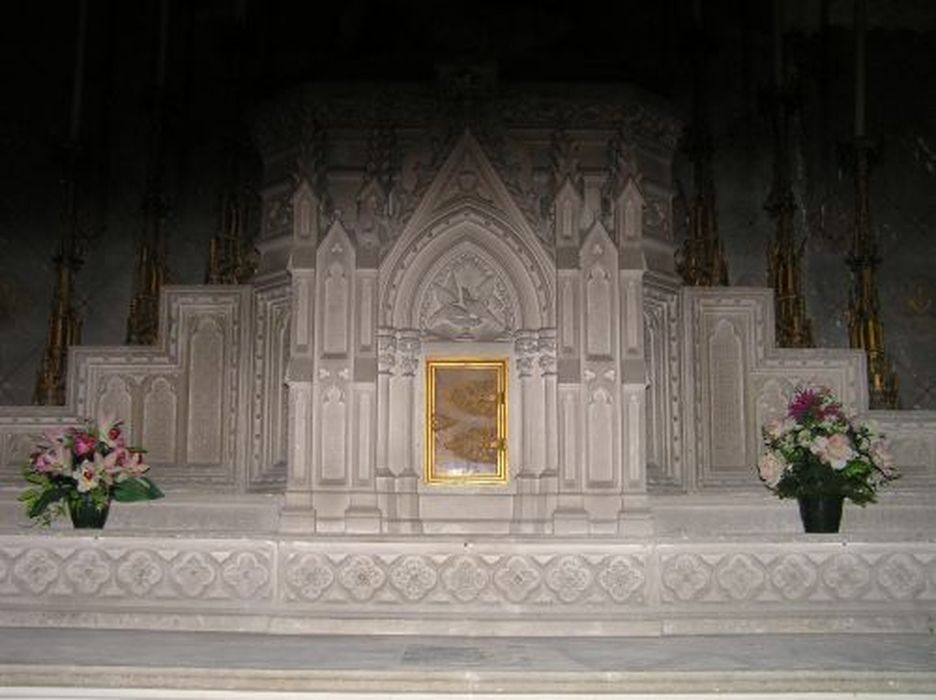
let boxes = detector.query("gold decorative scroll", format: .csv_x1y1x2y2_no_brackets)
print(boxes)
425,358,508,485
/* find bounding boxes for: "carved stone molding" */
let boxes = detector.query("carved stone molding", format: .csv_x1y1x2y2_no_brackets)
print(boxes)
1,534,932,636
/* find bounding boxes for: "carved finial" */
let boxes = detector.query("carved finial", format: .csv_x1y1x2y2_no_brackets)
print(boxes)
549,129,582,193
294,117,331,218
364,126,399,196
355,126,399,251
601,130,641,232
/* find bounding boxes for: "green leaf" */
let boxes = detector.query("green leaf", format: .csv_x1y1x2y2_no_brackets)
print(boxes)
24,486,65,520
113,477,164,502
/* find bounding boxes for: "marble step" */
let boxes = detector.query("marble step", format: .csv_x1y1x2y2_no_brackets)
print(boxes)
0,628,934,698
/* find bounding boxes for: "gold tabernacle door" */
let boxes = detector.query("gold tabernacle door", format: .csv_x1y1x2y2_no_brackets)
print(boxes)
425,358,508,485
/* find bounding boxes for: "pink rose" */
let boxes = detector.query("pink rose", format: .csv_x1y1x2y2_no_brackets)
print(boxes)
811,433,855,470
758,452,787,488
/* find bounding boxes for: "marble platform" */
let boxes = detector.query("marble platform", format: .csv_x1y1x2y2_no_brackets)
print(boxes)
0,627,935,698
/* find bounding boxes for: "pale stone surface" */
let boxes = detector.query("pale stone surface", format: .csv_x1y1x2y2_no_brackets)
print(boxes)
0,627,934,696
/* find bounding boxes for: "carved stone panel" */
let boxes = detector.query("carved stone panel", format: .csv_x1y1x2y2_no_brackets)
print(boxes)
559,274,578,358
354,387,375,485
586,386,615,485
417,249,516,342
707,319,747,470
580,222,618,362
559,386,580,488
142,377,178,464
358,275,376,354
644,280,682,489
317,221,355,360
586,266,612,358
320,384,347,483
187,318,225,465
323,263,350,355
97,376,134,444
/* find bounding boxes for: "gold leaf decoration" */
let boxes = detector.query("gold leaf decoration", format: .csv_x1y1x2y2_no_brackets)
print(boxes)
444,427,499,465
445,379,498,417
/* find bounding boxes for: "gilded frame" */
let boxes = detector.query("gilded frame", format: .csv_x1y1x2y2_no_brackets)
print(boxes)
424,358,508,485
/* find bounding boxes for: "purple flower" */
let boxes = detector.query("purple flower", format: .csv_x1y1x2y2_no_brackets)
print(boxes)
787,387,822,421
72,432,98,457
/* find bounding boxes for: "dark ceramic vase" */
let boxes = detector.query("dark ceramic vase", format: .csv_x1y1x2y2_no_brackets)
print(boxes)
68,492,110,529
797,495,843,533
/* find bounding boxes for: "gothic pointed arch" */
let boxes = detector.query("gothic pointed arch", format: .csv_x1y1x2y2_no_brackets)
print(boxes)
379,132,554,333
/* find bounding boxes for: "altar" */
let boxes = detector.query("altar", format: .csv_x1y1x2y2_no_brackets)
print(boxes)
0,83,934,641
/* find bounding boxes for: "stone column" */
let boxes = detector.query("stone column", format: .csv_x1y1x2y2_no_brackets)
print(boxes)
512,331,541,533
537,330,559,524
280,183,320,533
392,329,421,534
375,330,396,526
615,179,653,536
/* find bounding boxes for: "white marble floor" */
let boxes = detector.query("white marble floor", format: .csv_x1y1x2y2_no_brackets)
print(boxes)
0,628,934,698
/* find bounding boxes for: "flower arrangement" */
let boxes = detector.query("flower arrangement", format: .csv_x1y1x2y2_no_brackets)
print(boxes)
757,386,898,505
20,414,163,526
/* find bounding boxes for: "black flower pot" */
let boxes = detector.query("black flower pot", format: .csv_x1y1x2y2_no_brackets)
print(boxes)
797,495,843,533
68,493,111,529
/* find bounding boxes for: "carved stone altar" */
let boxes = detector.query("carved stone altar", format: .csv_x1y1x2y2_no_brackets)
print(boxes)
0,84,934,637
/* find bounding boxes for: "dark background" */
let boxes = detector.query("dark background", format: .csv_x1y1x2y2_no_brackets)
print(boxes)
1,0,935,407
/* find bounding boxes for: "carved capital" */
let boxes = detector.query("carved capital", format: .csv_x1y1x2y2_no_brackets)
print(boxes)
538,332,558,376
397,332,421,377
515,332,539,378
377,332,397,374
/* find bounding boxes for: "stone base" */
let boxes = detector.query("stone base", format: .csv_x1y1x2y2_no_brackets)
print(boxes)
0,628,934,697
0,528,933,637
1,488,933,639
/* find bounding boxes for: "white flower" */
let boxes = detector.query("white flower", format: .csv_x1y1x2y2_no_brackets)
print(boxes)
74,463,99,493
757,451,787,488
870,440,896,476
765,417,794,440
96,411,119,448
